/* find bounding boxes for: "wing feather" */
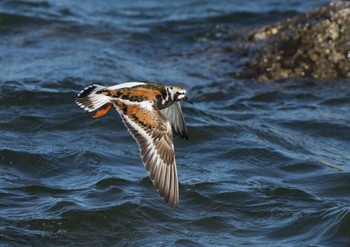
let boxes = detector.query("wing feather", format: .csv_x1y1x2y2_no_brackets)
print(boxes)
115,100,179,208
160,102,188,139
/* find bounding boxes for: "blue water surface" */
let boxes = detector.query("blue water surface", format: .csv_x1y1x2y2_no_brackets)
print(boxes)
1,0,349,246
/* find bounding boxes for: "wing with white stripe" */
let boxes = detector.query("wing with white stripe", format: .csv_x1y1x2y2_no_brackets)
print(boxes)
115,100,179,207
107,82,145,90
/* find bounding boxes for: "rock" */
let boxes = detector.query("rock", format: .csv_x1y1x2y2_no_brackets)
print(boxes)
237,1,350,82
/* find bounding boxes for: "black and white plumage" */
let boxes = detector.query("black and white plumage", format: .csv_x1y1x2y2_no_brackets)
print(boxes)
76,82,192,207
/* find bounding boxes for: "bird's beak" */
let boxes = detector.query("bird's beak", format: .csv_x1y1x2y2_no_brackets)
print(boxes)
183,96,193,104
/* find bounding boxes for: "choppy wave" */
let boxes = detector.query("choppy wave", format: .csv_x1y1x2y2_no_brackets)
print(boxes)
1,0,350,246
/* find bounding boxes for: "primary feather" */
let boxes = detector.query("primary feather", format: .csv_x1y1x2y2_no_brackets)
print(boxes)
76,82,191,207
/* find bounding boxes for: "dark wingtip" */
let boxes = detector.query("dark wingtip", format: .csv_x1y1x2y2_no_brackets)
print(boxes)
174,130,188,139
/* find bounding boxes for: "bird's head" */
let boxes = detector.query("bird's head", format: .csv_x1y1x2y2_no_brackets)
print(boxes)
166,85,193,104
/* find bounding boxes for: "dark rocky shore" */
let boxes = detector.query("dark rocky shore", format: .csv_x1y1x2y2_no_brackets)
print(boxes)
237,1,350,82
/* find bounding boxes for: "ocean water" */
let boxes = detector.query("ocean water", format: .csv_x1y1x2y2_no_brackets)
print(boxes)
1,0,349,246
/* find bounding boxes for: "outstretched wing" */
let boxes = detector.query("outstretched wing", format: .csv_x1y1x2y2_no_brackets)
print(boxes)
115,100,179,207
160,102,188,139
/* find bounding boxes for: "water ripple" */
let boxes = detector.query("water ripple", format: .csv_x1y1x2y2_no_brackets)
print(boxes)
1,0,349,246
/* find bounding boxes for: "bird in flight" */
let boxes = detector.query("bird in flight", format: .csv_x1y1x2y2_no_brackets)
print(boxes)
76,82,192,208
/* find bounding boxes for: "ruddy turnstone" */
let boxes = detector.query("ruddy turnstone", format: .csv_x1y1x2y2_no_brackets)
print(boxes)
76,82,192,208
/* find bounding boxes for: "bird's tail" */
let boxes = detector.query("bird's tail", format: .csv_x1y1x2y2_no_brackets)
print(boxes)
75,84,112,114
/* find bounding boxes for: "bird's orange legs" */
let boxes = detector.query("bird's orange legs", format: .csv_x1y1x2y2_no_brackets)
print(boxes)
92,103,113,119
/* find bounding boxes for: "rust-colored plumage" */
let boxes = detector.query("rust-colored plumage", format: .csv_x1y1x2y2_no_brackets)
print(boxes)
76,81,192,207
92,103,113,118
